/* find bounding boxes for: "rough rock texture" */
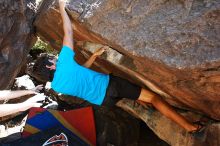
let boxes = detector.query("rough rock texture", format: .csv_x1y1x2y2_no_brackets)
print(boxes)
0,0,37,89
34,0,220,121
94,106,140,146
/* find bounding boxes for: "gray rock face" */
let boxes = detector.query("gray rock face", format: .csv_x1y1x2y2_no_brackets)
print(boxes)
86,0,220,68
0,0,37,89
34,0,220,121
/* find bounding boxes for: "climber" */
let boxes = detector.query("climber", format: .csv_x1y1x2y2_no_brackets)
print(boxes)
0,85,44,117
33,0,204,133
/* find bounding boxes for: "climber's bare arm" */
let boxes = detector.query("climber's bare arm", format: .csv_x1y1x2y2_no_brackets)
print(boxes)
0,85,43,101
83,54,98,68
0,93,45,117
83,46,108,68
0,90,35,101
59,0,73,50
0,103,35,117
0,92,43,118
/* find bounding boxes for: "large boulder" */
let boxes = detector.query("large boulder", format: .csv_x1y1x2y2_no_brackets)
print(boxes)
34,0,220,121
0,0,37,89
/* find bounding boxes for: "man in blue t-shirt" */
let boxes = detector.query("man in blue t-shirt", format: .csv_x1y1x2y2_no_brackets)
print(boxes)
33,0,204,134
51,45,109,105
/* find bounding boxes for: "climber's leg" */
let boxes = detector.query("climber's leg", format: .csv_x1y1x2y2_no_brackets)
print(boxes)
138,88,198,132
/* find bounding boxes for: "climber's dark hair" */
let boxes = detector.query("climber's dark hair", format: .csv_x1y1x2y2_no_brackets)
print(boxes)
32,53,56,82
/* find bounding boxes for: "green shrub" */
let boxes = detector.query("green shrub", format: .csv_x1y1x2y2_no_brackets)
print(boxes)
32,38,57,54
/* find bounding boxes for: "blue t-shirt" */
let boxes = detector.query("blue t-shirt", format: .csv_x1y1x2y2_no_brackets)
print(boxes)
51,46,110,105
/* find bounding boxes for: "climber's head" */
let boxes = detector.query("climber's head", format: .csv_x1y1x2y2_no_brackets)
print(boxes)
32,54,57,83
